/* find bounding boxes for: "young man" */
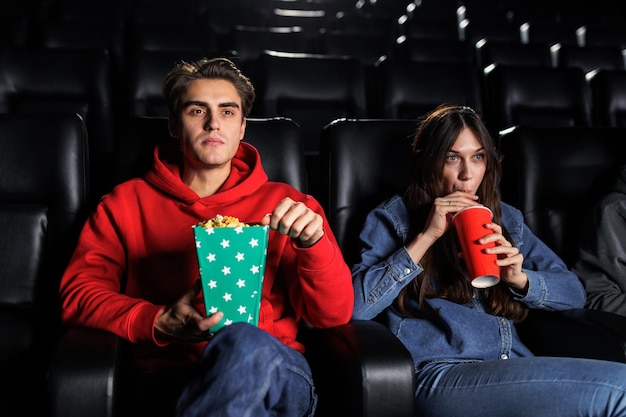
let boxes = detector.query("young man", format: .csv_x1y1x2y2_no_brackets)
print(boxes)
59,57,354,417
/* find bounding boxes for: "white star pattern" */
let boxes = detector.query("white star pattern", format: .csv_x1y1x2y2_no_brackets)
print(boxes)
194,224,269,333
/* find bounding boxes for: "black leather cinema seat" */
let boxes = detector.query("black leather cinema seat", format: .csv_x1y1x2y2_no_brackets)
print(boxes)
475,40,552,70
321,118,417,266
557,44,626,74
499,125,626,359
484,64,592,133
374,59,482,120
0,46,114,202
590,69,626,128
0,113,89,417
254,52,368,157
499,126,626,266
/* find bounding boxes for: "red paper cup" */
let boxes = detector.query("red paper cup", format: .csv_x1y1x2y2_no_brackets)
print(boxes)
452,206,500,288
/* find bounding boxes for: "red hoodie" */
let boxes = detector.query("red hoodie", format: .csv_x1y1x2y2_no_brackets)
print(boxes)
60,140,354,374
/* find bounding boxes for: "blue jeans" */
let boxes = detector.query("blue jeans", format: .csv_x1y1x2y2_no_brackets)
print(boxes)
415,357,626,417
176,323,316,417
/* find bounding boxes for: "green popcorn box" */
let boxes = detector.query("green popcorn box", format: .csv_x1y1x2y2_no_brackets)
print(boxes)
193,220,270,333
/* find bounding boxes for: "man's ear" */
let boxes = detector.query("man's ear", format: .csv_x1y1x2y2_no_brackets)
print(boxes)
239,117,246,141
168,117,180,138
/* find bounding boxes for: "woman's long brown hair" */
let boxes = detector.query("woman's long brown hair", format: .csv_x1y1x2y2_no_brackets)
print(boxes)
396,104,528,322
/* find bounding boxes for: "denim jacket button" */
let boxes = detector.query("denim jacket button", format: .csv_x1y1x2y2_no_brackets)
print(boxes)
500,353,509,360
404,268,411,275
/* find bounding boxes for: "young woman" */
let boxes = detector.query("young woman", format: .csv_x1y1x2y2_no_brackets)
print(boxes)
352,104,626,416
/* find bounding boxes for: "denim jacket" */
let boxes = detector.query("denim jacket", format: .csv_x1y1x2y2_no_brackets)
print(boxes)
352,195,586,371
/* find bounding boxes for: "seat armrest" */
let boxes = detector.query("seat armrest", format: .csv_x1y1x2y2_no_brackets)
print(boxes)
301,319,415,417
516,308,626,362
48,326,124,417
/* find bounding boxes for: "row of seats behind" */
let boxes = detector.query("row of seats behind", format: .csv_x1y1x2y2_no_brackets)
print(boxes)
3,44,626,196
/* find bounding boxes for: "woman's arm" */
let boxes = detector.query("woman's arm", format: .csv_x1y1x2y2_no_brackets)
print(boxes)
351,197,422,320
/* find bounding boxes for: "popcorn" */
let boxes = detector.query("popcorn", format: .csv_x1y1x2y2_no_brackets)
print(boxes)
197,214,249,228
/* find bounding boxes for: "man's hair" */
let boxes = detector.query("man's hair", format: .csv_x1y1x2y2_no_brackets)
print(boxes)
162,57,256,119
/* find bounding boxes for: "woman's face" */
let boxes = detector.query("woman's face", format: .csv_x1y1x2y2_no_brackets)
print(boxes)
440,127,486,195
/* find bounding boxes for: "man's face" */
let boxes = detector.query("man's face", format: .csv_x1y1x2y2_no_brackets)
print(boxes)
171,78,246,170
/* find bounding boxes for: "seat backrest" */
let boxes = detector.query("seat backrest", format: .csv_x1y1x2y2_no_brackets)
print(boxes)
320,118,416,266
254,52,367,157
484,64,592,133
0,113,88,415
374,58,483,120
0,46,114,156
229,26,309,62
0,46,113,203
127,22,218,54
499,126,626,266
464,21,523,46
38,20,126,81
557,45,626,74
590,69,626,127
526,23,579,46
401,18,460,41
318,31,393,66
585,26,626,48
125,49,210,119
476,40,552,70
392,38,475,64
108,116,308,197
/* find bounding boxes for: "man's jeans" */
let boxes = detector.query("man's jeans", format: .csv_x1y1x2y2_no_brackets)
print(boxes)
415,357,626,416
177,323,316,417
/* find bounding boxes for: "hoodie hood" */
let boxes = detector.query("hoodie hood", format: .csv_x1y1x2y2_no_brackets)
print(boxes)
144,140,269,206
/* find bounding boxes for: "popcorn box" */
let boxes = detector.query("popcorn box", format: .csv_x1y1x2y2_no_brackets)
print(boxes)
193,222,270,333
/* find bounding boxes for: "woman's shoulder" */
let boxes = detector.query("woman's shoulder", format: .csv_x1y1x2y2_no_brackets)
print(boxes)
500,201,523,219
500,201,525,234
375,194,409,216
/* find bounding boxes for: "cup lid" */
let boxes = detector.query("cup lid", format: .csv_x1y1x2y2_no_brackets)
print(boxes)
452,205,493,220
